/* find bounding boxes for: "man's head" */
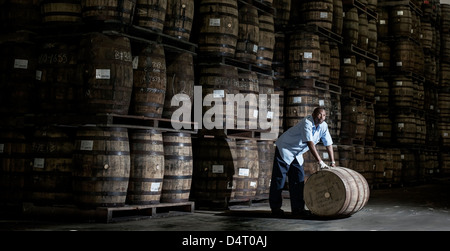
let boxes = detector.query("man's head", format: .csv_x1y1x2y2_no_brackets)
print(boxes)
312,107,327,126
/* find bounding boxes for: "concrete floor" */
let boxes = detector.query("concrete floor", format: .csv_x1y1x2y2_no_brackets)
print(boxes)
1,177,450,232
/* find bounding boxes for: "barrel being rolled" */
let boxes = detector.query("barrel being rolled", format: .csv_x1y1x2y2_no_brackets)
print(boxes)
304,166,370,218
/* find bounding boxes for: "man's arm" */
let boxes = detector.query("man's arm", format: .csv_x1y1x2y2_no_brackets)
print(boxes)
307,141,322,163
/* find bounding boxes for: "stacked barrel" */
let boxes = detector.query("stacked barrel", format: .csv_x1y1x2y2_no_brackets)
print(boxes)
190,0,278,208
374,0,442,186
0,0,199,210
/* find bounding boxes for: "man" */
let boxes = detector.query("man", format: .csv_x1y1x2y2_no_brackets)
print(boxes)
269,107,336,217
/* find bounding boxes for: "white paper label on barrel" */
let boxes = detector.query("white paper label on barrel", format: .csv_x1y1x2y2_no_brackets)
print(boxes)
366,38,369,44
0,144,4,153
150,182,160,192
227,181,233,189
253,109,259,118
250,181,257,188
380,20,386,25
253,44,258,53
396,62,403,66
304,52,313,59
444,132,449,137
209,18,221,27
401,154,405,159
96,69,111,79
398,123,405,128
357,71,361,77
375,96,380,101
267,111,273,119
239,168,249,176
420,34,423,39
320,12,328,18
213,90,225,98
319,100,325,106
411,29,414,34
212,165,224,174
377,132,384,136
378,62,384,67
397,11,404,16
430,105,434,110
396,81,403,86
132,56,139,69
14,59,28,69
36,70,42,80
80,140,94,151
322,152,329,159
344,58,352,64
34,158,45,169
293,97,302,104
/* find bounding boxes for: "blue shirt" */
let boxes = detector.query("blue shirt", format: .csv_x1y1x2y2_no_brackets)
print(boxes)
275,115,333,165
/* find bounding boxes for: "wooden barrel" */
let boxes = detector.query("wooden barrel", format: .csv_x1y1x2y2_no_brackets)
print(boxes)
127,129,164,205
329,92,341,139
329,41,340,85
332,0,343,35
376,40,390,75
164,0,195,41
355,59,367,95
190,137,236,207
41,0,82,23
337,144,355,170
274,85,285,135
288,31,321,79
236,4,259,63
161,132,193,203
340,54,357,92
340,99,367,140
368,19,377,53
199,64,240,129
0,32,38,115
81,0,136,24
392,39,415,73
390,76,415,108
237,70,259,130
304,167,370,218
374,77,389,109
363,146,375,187
0,0,41,30
342,7,359,45
272,32,286,79
440,63,450,88
300,0,334,30
255,140,275,200
273,0,290,27
424,54,437,83
0,129,30,205
77,33,133,115
358,13,369,51
230,139,259,202
389,5,412,37
377,7,389,38
130,43,167,118
197,0,239,58
373,147,392,184
421,20,434,50
163,52,195,119
319,38,331,82
28,127,75,206
36,39,82,115
366,62,376,99
72,127,131,208
285,87,319,129
393,112,417,144
134,0,167,32
256,14,275,69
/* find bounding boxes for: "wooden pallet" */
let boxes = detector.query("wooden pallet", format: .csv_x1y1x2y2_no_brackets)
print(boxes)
22,201,195,223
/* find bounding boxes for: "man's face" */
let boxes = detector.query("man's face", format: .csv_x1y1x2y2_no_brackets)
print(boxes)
313,110,326,126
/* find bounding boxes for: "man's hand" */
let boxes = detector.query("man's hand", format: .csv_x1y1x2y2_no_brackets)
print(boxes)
318,160,331,169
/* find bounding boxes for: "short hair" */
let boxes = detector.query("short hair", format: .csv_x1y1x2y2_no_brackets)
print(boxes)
313,107,326,116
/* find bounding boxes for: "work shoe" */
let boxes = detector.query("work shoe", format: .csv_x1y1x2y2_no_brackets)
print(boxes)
291,209,313,219
271,208,285,217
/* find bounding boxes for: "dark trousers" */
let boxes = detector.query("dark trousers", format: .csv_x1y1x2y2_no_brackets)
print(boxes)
269,147,305,213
